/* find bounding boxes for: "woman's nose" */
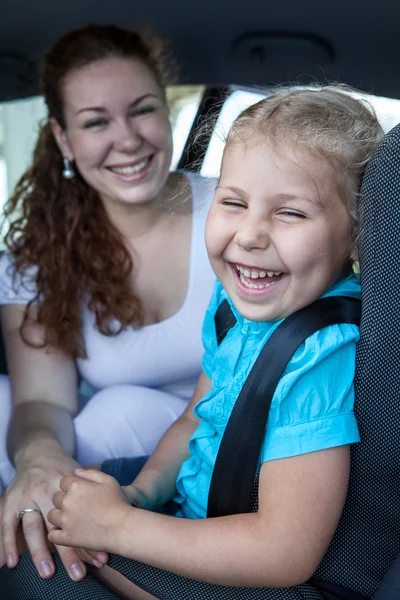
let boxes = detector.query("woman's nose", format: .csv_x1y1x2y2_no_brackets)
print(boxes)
114,121,142,153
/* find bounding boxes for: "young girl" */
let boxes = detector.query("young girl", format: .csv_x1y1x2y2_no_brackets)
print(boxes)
1,86,383,599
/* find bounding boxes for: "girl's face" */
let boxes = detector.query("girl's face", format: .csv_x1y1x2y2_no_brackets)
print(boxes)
52,57,173,209
206,140,354,322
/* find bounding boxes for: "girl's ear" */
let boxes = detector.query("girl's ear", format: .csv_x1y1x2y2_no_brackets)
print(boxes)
50,118,74,161
349,223,359,263
350,241,359,263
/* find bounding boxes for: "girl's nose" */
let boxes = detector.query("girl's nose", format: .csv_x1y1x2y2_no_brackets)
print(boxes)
235,215,271,251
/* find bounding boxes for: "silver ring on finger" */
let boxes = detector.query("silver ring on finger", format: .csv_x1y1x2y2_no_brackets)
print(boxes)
19,508,41,520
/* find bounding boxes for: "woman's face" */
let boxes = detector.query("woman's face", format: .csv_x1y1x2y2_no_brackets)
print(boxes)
52,57,173,209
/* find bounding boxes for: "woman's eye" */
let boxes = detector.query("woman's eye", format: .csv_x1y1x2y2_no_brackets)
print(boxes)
82,118,108,129
132,105,157,117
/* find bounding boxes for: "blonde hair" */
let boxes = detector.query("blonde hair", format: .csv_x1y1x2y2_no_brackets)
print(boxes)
226,85,384,226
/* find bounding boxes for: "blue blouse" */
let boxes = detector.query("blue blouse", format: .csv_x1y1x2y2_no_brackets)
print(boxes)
175,274,361,520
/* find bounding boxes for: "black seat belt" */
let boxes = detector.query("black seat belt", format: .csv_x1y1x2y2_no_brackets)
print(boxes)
214,299,237,346
208,296,361,518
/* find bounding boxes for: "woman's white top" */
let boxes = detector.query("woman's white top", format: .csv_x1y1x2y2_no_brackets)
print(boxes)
0,172,216,401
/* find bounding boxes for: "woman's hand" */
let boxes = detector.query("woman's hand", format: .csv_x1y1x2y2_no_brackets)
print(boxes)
48,469,131,552
2,448,108,580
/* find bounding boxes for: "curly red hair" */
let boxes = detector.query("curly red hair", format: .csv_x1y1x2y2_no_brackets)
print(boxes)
3,24,174,357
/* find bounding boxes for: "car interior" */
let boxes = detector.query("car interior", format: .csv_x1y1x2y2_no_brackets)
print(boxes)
0,0,399,598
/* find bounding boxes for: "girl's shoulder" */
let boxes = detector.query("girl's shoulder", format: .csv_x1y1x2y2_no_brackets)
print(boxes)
323,272,361,301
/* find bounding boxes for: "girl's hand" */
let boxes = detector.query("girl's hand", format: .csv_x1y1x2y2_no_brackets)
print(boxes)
2,451,109,581
47,469,131,551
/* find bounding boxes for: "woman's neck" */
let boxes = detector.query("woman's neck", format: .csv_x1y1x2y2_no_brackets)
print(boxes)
101,172,187,240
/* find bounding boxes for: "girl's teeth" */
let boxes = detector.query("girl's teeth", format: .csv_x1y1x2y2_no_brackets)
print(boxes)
239,273,275,289
236,265,282,279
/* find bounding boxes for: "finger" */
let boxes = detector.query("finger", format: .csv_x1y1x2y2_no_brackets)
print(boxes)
2,506,21,568
59,475,79,493
77,547,98,565
52,491,65,510
48,529,87,581
86,549,109,566
42,505,87,581
20,511,56,579
47,508,62,529
47,527,68,547
45,529,87,580
75,468,109,484
77,547,107,568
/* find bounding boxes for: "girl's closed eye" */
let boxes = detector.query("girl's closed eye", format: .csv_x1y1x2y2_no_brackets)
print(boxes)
277,209,307,220
220,199,247,209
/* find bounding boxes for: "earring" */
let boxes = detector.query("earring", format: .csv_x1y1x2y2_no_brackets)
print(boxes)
62,157,75,180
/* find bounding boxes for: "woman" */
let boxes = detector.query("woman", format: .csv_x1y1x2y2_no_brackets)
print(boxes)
0,24,215,583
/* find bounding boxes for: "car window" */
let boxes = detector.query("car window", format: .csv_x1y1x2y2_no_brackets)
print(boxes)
201,88,400,179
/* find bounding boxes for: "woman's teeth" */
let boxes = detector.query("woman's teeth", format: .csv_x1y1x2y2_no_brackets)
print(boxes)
110,159,149,175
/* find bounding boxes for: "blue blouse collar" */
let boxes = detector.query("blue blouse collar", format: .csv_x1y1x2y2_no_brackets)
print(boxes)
218,272,360,331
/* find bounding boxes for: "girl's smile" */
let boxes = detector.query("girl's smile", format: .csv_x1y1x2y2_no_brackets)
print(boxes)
230,263,283,296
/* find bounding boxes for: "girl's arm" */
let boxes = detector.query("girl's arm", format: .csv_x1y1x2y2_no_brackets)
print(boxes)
117,445,349,587
123,370,211,510
49,443,350,588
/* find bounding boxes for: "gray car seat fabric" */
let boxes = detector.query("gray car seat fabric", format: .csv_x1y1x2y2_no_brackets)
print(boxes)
0,553,119,599
370,552,400,600
313,121,400,597
0,124,399,599
106,554,327,600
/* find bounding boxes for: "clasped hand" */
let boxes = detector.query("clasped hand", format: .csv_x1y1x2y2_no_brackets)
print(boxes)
47,469,132,552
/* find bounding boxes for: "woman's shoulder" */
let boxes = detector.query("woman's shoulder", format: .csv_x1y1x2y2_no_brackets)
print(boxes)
0,251,38,305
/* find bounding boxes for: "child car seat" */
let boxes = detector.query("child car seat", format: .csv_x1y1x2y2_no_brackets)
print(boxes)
0,123,399,600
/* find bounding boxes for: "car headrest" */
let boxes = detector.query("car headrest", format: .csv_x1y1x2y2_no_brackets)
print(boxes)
356,122,400,399
315,122,400,594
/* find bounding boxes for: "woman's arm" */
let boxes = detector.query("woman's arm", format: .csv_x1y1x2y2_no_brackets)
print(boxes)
125,371,210,510
1,304,93,581
49,444,350,588
4,304,78,462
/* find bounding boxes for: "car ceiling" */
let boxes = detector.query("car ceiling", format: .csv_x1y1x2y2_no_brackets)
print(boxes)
0,0,398,101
